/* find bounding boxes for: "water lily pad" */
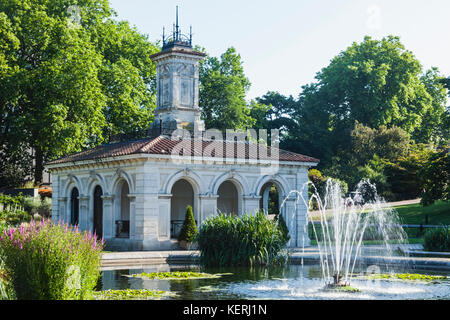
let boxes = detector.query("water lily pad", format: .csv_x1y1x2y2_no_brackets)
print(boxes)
125,271,230,280
323,285,361,293
94,289,170,300
365,273,447,281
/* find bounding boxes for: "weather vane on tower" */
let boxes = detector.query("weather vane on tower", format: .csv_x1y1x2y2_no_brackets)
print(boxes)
162,6,193,50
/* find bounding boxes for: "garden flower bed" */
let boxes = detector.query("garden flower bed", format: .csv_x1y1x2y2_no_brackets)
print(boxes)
0,219,103,300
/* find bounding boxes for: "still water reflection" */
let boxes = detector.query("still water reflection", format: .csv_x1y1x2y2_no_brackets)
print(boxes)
98,263,450,300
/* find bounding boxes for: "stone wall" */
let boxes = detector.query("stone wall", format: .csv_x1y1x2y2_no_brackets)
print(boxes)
48,154,313,250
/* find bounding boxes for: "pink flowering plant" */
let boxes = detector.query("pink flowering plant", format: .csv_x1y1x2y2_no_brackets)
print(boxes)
0,219,103,300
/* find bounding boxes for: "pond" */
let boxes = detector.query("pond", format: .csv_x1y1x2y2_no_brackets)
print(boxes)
98,263,450,300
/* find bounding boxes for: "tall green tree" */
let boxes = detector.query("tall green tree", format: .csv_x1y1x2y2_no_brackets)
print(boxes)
419,149,450,206
199,47,254,131
0,0,159,184
0,0,106,184
0,11,32,188
247,99,271,131
294,36,448,165
251,91,299,148
440,76,450,142
91,19,158,140
254,91,298,130
178,205,198,243
414,68,449,144
323,122,411,191
351,122,410,165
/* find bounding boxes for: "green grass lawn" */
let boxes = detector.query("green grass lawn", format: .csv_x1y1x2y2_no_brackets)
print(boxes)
393,201,450,225
309,238,424,246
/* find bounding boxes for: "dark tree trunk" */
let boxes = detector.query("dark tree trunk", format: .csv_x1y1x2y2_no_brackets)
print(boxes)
34,147,44,185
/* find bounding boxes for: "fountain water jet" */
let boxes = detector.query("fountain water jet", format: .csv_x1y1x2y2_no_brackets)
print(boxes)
280,179,408,290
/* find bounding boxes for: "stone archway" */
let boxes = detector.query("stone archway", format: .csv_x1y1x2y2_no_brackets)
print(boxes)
259,182,281,217
217,180,239,216
170,179,195,239
93,185,103,239
70,187,79,226
115,180,130,238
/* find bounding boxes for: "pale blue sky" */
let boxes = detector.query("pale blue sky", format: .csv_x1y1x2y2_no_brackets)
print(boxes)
109,0,450,100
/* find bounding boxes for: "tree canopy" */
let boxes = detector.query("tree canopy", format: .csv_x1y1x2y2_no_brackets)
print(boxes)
0,2,448,205
251,36,448,199
199,47,255,131
0,0,159,184
292,36,448,164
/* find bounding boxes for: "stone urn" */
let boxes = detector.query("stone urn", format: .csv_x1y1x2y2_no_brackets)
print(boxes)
178,240,198,250
178,240,189,250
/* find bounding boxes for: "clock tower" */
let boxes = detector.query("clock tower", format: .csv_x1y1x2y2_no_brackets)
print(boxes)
149,7,206,136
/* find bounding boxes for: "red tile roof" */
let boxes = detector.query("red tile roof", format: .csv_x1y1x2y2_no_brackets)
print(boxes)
45,135,319,165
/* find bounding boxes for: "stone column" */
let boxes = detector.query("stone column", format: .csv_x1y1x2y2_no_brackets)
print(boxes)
296,169,310,247
243,195,261,215
157,194,171,239
128,194,137,240
51,175,59,223
78,195,90,233
283,196,298,248
136,164,160,250
133,194,145,242
57,197,68,224
296,206,310,247
171,64,178,106
141,193,160,249
262,187,270,213
199,194,218,223
193,62,200,108
101,194,114,240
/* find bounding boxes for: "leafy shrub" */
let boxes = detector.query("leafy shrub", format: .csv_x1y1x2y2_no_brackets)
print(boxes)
420,150,449,206
357,155,390,199
308,170,348,209
1,195,52,227
177,205,198,242
0,194,33,226
38,197,52,218
382,145,432,201
0,222,13,299
423,226,450,252
22,196,52,218
268,185,280,215
0,194,25,213
0,208,31,226
275,213,290,243
0,196,31,227
0,219,103,300
197,212,288,267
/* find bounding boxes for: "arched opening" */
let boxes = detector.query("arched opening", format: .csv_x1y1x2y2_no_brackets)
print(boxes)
116,180,130,238
70,187,79,226
217,181,239,216
260,182,281,219
93,185,103,239
170,179,195,239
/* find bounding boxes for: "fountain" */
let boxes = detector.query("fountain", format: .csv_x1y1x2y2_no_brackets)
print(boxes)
282,179,408,291
99,180,450,300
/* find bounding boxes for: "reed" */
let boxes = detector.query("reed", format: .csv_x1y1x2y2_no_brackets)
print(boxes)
197,212,288,267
